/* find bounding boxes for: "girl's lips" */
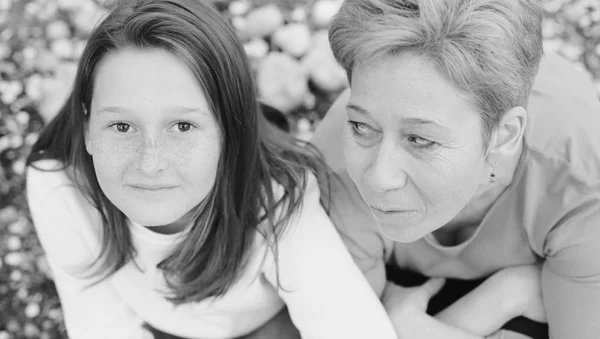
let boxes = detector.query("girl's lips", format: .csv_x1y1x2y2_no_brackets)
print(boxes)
128,184,177,190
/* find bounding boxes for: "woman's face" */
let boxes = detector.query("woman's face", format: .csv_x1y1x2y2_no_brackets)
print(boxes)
85,47,222,228
344,53,489,242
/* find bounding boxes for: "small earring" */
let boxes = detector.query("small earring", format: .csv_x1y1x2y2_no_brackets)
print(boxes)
489,163,497,183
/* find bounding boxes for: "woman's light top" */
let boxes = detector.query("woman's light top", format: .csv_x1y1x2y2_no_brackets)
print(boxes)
312,53,600,339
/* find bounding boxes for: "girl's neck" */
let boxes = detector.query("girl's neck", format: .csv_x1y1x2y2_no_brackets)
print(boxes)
146,208,197,235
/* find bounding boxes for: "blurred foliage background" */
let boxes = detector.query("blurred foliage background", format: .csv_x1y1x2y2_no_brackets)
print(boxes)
0,0,599,337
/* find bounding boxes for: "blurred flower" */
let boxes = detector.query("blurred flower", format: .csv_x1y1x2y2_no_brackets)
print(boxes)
46,20,71,40
244,4,284,39
0,81,24,105
6,235,22,251
11,269,23,281
290,6,307,22
25,74,44,102
57,0,82,11
229,0,251,17
0,43,11,59
5,320,19,333
70,1,108,35
0,206,18,224
257,52,308,114
36,0,59,22
9,218,31,236
301,31,348,92
50,38,74,59
35,49,60,72
5,252,24,266
0,0,11,12
23,323,41,338
273,23,311,58
311,0,342,28
16,288,28,300
244,38,269,62
561,42,585,61
22,46,38,62
25,303,41,319
231,16,247,32
12,158,26,175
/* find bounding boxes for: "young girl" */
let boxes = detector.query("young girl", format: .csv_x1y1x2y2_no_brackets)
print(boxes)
25,1,397,338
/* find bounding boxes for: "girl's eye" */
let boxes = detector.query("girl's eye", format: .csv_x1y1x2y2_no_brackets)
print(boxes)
171,121,194,133
177,122,192,132
407,135,437,149
112,122,131,133
348,121,380,140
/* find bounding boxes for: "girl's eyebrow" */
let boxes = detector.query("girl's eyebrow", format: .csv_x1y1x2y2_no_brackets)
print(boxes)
95,106,210,116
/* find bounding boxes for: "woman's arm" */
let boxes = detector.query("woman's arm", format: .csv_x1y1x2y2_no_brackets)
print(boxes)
538,202,600,338
27,168,147,339
261,172,397,339
383,278,537,339
434,264,545,336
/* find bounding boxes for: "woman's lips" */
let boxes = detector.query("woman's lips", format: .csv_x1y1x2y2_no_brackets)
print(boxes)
369,206,420,222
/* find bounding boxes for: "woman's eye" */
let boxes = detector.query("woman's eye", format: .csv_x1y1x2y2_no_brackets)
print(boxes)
112,122,131,133
407,135,437,149
348,121,380,140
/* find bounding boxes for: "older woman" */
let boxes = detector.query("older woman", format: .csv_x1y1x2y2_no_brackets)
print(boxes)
312,0,600,338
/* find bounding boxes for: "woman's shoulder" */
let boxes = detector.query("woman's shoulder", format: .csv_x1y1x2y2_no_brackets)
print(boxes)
526,54,600,179
509,148,600,257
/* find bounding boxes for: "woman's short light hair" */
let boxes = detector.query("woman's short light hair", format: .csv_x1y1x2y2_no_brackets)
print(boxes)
329,0,544,145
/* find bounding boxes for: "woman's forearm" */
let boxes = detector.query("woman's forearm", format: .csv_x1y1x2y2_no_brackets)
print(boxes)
434,272,522,336
390,306,487,339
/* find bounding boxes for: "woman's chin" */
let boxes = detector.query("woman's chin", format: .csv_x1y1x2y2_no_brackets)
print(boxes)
376,221,432,243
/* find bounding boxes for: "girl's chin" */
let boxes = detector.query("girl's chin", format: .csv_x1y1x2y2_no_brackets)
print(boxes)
126,212,184,228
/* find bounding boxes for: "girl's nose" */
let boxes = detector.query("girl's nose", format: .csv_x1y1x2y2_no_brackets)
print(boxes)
135,138,169,176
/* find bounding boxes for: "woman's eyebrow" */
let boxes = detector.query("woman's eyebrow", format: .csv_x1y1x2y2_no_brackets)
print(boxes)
346,103,370,116
346,104,450,131
400,117,445,129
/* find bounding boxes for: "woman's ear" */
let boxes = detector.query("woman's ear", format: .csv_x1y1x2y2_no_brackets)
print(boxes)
487,106,527,160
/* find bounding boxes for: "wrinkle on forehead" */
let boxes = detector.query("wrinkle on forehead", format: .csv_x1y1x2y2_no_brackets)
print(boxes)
350,53,480,133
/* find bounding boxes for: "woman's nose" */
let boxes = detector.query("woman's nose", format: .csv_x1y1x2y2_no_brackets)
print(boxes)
365,142,408,193
135,137,169,176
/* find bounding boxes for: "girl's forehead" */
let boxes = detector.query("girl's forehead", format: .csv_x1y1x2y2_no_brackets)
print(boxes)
91,48,210,115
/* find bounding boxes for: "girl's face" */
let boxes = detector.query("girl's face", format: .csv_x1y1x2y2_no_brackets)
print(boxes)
85,47,222,228
344,53,489,243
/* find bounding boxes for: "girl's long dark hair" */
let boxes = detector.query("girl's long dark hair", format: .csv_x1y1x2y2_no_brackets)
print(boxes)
27,0,328,304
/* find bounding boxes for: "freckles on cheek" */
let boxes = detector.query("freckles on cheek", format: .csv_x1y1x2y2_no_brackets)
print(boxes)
176,138,221,171
91,140,132,180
